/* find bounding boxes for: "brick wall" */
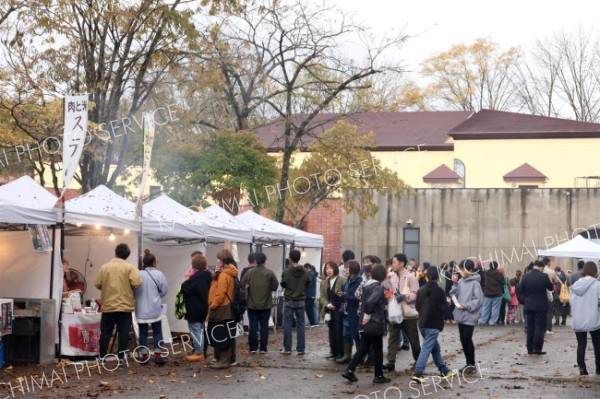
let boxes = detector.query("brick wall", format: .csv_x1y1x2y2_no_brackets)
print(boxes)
302,199,342,265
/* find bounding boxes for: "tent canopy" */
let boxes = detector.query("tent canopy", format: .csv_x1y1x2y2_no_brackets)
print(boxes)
538,235,600,258
277,222,324,248
144,196,253,243
65,185,140,231
235,211,295,244
0,176,58,224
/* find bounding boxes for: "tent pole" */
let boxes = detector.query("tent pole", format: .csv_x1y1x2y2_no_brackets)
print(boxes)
50,225,57,299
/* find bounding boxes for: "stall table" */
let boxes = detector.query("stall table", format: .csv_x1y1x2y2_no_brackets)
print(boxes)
60,312,101,356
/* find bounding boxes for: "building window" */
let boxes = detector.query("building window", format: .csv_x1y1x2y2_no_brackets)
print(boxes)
454,159,465,188
403,227,420,265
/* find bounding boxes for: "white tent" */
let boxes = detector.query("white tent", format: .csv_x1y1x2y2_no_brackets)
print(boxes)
234,211,295,244
0,176,58,224
538,235,600,258
65,185,139,231
143,195,252,243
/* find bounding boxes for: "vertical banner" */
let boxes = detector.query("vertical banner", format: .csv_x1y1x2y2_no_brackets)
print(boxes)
136,112,156,218
62,94,88,197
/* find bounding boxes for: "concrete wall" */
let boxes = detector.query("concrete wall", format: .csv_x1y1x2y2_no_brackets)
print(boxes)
342,188,600,276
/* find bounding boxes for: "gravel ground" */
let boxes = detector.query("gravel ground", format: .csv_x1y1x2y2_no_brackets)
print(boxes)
1,321,599,399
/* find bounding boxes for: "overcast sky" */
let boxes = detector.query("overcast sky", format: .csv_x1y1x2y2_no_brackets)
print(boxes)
325,0,600,71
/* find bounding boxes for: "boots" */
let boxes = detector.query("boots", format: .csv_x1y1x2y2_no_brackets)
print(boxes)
336,343,353,364
210,348,231,369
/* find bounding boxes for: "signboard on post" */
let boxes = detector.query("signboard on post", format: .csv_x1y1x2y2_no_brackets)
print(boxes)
62,94,88,197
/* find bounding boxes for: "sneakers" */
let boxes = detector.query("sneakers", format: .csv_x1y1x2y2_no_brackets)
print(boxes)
341,370,358,382
546,330,555,335
250,350,258,354
411,374,427,383
440,370,457,380
229,361,238,366
155,356,167,366
185,353,205,362
458,364,477,374
281,350,292,355
259,350,268,354
400,345,410,351
208,358,217,365
297,351,305,356
373,376,391,384
383,362,395,372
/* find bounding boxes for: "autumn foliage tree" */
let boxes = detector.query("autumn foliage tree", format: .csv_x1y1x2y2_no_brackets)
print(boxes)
421,38,521,111
280,121,412,227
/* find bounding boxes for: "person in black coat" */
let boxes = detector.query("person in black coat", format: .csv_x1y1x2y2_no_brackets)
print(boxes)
412,267,456,381
342,264,391,384
181,254,212,361
520,260,554,355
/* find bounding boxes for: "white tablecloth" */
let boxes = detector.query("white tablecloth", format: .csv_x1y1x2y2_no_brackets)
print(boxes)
60,312,101,356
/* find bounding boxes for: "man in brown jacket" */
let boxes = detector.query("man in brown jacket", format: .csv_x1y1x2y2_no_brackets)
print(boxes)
94,243,142,363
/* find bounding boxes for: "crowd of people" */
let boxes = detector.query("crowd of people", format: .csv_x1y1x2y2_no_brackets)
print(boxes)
88,243,600,384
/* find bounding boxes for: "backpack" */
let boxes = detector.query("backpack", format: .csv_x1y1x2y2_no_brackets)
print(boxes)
226,277,247,322
559,281,570,304
174,285,186,320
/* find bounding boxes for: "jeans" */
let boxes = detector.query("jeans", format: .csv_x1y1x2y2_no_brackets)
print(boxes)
284,300,306,352
348,332,384,378
526,310,547,352
458,323,475,366
401,329,410,347
138,320,163,354
248,309,271,352
387,318,421,363
187,321,205,355
576,329,600,371
415,328,451,375
100,312,132,359
342,310,361,347
478,296,502,325
305,297,317,326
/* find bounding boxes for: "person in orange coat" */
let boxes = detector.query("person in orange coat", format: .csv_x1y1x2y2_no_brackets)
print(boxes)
206,249,238,369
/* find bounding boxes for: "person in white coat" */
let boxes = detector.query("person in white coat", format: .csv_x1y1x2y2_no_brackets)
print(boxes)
135,249,168,365
570,261,600,377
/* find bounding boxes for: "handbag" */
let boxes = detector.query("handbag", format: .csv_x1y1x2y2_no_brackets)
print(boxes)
400,275,419,319
362,312,385,336
502,284,510,302
387,298,403,324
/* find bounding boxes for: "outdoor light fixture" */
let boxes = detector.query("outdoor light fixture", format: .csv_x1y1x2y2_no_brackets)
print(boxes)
95,224,101,229
109,232,116,241
76,222,82,227
124,229,130,235
405,218,413,226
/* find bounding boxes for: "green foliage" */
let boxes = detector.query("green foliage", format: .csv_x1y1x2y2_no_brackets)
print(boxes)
153,130,278,210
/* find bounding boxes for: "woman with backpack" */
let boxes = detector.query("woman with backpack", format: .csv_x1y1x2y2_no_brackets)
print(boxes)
206,249,238,369
554,274,570,326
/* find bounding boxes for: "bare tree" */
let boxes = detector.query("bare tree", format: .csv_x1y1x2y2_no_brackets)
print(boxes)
0,0,233,192
421,38,521,112
195,0,408,222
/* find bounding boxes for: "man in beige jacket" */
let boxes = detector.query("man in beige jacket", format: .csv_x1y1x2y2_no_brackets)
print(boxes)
94,243,142,363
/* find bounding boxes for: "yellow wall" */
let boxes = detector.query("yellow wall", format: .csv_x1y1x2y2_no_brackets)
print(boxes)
454,138,600,188
271,150,456,189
